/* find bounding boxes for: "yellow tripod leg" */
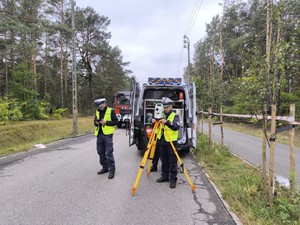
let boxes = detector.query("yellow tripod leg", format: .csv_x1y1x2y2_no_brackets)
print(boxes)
146,122,160,176
146,138,157,176
131,122,159,196
164,127,196,192
131,144,151,196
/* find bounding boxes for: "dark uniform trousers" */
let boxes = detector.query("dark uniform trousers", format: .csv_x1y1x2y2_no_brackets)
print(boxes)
96,134,115,173
159,141,178,183
151,145,160,169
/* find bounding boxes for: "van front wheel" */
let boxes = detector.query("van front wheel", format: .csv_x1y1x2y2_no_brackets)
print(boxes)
137,134,148,151
181,147,190,153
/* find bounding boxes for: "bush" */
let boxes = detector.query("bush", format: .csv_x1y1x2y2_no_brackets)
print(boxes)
0,98,9,124
0,96,52,123
21,99,49,120
8,98,23,121
51,108,69,119
275,192,300,224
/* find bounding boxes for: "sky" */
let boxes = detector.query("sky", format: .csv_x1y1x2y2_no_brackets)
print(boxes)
75,0,223,85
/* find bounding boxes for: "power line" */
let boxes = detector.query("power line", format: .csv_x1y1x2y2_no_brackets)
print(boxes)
188,0,203,35
184,0,204,36
178,0,203,78
184,0,199,35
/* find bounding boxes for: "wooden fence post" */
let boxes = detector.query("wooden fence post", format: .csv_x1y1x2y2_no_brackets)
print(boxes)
289,104,295,195
268,104,276,204
208,107,212,149
201,109,204,134
262,106,267,190
220,106,224,147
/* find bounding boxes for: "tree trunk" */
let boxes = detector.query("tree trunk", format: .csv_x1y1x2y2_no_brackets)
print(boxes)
273,0,283,107
32,33,37,99
60,35,64,108
5,32,8,95
44,34,49,97
88,72,94,112
60,3,65,108
266,0,273,104
64,48,68,108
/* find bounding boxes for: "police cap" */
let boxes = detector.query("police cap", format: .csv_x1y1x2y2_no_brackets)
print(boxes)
94,98,106,107
162,97,173,107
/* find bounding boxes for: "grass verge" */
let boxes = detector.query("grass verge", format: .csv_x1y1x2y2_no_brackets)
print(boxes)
194,133,300,225
0,117,94,157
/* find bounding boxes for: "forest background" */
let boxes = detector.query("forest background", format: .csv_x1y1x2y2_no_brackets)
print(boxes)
0,0,299,124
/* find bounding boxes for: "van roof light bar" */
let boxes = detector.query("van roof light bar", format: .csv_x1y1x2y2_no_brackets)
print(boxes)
148,77,182,85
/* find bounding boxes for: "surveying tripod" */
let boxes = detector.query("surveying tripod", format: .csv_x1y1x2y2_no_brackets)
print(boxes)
131,121,196,196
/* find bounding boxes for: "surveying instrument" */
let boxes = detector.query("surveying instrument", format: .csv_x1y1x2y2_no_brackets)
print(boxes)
131,104,196,196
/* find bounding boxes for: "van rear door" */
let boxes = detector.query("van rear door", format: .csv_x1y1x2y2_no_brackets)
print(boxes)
129,81,138,146
190,83,197,148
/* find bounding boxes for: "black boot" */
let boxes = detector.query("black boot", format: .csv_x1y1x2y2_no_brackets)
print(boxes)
156,177,169,183
97,168,108,174
108,172,115,179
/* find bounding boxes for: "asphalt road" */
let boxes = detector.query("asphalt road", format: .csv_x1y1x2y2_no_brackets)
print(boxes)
0,129,238,225
201,122,300,190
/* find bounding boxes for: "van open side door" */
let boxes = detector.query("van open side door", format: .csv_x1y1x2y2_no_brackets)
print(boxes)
190,83,197,148
129,81,138,146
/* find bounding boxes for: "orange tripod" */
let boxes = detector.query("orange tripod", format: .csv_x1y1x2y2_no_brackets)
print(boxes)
131,122,196,196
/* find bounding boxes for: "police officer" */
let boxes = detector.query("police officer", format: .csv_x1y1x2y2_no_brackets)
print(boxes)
94,98,118,179
152,97,180,188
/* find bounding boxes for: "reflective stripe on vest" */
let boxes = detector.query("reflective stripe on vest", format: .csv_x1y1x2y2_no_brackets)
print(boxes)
157,112,178,142
94,107,115,136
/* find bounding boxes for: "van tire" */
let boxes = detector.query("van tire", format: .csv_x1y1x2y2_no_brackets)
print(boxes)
137,135,148,151
182,147,190,153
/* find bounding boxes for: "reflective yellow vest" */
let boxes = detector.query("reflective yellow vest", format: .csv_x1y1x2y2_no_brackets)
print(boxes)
157,112,178,142
94,107,115,136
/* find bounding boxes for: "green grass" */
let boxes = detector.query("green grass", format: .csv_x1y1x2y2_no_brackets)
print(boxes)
194,133,300,225
0,117,94,157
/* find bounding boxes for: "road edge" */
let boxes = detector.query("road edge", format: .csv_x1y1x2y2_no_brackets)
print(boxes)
0,132,93,168
191,150,243,225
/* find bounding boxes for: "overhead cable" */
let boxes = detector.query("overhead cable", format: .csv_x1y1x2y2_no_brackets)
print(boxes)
184,0,204,36
184,0,199,35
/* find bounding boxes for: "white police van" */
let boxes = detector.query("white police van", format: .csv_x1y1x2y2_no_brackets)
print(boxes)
129,77,197,153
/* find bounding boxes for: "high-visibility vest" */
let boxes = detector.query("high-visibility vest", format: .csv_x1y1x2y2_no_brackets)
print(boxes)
157,112,178,142
94,107,115,136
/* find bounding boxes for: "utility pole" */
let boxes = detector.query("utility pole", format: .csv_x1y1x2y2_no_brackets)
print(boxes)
71,0,78,135
183,35,190,85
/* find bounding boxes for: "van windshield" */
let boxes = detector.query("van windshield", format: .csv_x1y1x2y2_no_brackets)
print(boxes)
117,92,132,105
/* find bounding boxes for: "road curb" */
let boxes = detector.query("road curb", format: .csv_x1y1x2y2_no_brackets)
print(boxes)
191,150,243,225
